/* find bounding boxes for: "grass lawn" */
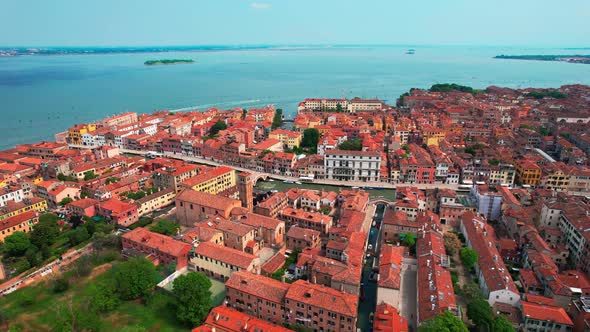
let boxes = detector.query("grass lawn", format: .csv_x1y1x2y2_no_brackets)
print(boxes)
0,264,190,332
209,278,226,307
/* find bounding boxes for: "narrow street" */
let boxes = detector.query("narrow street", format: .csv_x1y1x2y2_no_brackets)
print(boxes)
357,204,385,331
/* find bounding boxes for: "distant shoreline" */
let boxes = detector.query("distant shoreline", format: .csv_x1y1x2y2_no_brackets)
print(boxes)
494,54,590,64
144,59,195,66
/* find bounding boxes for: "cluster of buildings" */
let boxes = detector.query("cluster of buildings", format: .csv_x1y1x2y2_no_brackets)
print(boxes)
0,84,589,331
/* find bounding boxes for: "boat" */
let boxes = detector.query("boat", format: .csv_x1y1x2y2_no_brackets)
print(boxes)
294,181,302,185
351,186,359,189
268,179,274,182
283,180,294,184
406,49,415,55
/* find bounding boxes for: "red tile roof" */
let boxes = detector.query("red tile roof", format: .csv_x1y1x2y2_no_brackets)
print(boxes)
374,302,409,332
226,270,289,304
286,280,359,317
194,242,256,270
67,198,99,209
521,301,573,325
193,305,294,332
122,227,192,257
0,210,38,232
176,189,241,211
378,245,405,289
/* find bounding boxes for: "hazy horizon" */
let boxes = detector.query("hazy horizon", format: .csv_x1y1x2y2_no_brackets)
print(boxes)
2,0,589,47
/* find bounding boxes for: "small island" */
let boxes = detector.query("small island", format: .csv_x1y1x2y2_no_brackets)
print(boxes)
144,59,195,66
494,54,590,65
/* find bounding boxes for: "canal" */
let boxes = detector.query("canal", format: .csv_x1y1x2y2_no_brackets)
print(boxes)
357,203,386,332
254,180,397,201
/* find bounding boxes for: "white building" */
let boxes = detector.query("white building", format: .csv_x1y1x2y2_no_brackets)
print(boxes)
324,149,381,182
470,185,503,221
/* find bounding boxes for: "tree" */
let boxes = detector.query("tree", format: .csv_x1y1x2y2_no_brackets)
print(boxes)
460,248,478,270
462,282,483,303
210,120,227,136
338,139,362,151
150,219,180,236
272,109,283,129
173,272,213,326
29,215,60,249
401,233,416,247
301,128,320,151
111,257,160,300
68,227,90,246
443,233,462,256
52,278,70,293
418,311,468,332
242,108,247,120
59,197,73,206
467,298,494,329
83,171,98,181
88,282,119,312
493,316,516,332
3,232,31,256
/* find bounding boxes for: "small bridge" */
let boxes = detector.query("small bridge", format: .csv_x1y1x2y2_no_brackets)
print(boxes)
369,199,394,206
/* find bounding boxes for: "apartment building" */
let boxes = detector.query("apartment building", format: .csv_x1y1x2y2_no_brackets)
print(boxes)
180,166,236,195
175,189,242,226
122,227,192,270
324,150,381,182
189,242,258,281
134,188,175,217
0,210,39,242
153,164,201,192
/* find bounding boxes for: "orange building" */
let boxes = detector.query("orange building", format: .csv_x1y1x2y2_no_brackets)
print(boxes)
122,227,192,270
0,210,39,242
515,159,542,186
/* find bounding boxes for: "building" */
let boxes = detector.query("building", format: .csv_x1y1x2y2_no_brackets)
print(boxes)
254,191,288,218
67,124,97,145
134,188,175,217
460,212,520,307
521,301,573,332
175,189,242,226
189,242,258,281
0,210,39,242
324,150,381,182
285,280,359,332
516,159,542,186
279,207,333,235
225,270,290,324
286,226,321,251
470,185,503,221
193,305,294,332
67,198,98,217
373,302,409,332
269,129,302,149
96,198,139,227
377,245,405,309
153,164,201,193
181,166,237,195
121,227,192,270
0,197,47,221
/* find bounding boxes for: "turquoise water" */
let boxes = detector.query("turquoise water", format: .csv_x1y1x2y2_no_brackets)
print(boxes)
1,45,590,149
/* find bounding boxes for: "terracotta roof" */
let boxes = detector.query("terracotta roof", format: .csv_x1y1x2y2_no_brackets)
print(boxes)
122,227,192,257
261,252,286,275
378,245,405,289
286,280,359,317
325,149,381,157
226,270,289,304
194,242,256,270
98,198,136,214
181,166,235,187
194,305,294,332
67,198,99,209
0,210,37,231
286,225,320,240
217,220,254,237
239,213,282,230
521,301,573,325
374,302,409,332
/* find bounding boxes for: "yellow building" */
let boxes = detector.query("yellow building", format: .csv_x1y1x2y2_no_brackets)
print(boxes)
0,197,48,221
515,160,542,186
422,126,446,147
181,166,237,195
269,129,302,149
542,164,571,191
0,210,40,242
67,124,97,145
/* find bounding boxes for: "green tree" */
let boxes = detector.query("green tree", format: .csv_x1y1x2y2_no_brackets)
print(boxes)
30,215,60,249
242,108,248,120
210,120,228,136
460,247,478,270
301,128,320,151
111,257,160,300
83,171,98,181
443,233,462,256
462,282,483,303
3,232,31,256
336,103,343,112
467,298,494,329
272,109,283,129
120,325,148,332
25,245,41,266
173,272,213,326
52,278,70,293
150,219,180,236
338,139,362,151
59,197,73,206
418,311,468,332
88,282,120,312
401,233,416,247
493,315,516,332
68,227,90,246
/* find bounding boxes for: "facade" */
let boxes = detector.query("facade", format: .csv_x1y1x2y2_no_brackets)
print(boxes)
189,242,258,281
279,207,333,235
67,198,98,217
134,188,175,217
153,164,200,192
325,150,381,182
181,166,236,195
269,129,303,149
286,225,321,251
0,210,39,242
470,185,503,221
521,301,573,332
193,305,294,332
96,198,139,227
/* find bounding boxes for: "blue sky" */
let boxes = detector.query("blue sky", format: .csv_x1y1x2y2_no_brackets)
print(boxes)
1,0,589,46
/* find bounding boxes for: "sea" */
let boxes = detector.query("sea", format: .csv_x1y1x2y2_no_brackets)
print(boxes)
1,45,589,150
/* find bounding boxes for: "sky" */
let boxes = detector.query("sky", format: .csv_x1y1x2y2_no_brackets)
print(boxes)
1,0,589,47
